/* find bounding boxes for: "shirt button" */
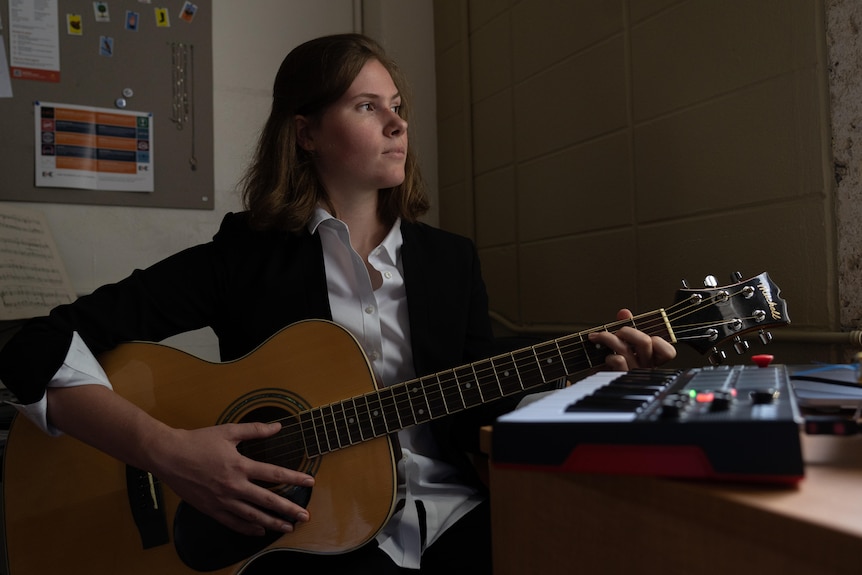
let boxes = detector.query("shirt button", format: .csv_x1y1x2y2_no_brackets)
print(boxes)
369,351,380,361
384,271,392,279
365,306,375,314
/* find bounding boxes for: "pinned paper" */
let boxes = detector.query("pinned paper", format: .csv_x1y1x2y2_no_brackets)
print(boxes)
93,2,109,22
179,2,197,23
67,14,83,35
155,7,170,27
99,35,113,57
125,10,139,31
34,101,155,193
0,38,13,97
9,0,61,83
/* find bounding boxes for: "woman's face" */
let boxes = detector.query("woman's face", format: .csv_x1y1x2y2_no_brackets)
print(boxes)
298,58,408,198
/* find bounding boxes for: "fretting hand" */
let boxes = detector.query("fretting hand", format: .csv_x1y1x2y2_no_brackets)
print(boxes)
587,308,676,371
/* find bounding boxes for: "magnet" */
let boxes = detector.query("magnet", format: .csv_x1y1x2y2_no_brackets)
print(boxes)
122,88,134,98
115,97,127,109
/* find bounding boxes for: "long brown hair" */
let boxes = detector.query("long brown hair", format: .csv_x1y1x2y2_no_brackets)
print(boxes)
240,33,429,233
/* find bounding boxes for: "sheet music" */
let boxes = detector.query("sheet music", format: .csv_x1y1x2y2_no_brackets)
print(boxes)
0,204,75,319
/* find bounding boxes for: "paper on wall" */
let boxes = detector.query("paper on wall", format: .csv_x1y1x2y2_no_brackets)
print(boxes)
0,204,76,320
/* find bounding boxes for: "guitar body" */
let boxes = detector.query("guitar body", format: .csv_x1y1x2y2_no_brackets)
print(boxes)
2,320,397,575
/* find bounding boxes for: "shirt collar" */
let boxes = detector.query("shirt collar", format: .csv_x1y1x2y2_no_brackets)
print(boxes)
308,206,402,262
308,206,334,235
377,216,403,264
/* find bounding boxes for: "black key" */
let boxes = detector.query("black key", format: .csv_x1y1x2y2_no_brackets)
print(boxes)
565,396,647,412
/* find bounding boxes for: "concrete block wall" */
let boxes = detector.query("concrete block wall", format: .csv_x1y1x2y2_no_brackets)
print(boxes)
434,0,838,366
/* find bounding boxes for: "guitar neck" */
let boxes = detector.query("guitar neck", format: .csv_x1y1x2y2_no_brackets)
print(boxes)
288,309,673,458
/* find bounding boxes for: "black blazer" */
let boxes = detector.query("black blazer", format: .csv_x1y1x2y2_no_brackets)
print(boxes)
0,212,506,479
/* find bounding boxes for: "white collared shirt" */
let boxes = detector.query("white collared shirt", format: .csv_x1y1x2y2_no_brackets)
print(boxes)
310,208,482,568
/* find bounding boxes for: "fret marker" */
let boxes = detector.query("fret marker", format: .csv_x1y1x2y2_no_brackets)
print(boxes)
418,409,425,415
503,370,510,377
545,358,553,364
373,410,379,417
465,383,472,389
348,417,355,424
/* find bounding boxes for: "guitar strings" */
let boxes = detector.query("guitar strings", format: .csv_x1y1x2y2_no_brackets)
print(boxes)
240,287,755,462
239,286,765,464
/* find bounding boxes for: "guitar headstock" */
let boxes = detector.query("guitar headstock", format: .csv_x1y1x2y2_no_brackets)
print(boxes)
669,272,789,362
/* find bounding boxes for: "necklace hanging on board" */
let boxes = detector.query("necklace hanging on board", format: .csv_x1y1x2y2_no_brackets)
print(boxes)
170,42,197,171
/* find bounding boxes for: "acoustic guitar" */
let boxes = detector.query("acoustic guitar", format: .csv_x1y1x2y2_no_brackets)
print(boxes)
1,272,789,574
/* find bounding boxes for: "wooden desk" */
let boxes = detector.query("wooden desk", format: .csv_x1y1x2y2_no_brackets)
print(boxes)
482,428,862,575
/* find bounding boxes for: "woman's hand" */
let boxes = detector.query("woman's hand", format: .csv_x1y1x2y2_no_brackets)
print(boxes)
587,308,676,371
48,384,314,537
152,421,315,536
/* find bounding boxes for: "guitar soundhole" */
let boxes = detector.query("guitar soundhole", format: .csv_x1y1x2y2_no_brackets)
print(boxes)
238,405,310,475
219,388,318,477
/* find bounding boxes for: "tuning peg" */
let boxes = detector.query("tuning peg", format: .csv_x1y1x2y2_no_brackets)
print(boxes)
732,271,743,282
681,279,689,288
759,330,773,345
733,336,750,355
708,347,727,365
703,275,718,287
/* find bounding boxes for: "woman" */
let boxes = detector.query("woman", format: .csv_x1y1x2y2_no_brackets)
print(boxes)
0,34,675,573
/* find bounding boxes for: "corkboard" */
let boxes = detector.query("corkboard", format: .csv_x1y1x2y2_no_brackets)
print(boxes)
0,0,213,209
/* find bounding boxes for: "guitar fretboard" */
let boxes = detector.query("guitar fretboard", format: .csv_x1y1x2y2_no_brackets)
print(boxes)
284,312,669,459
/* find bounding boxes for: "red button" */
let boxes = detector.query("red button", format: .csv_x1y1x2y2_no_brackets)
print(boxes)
752,354,774,368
